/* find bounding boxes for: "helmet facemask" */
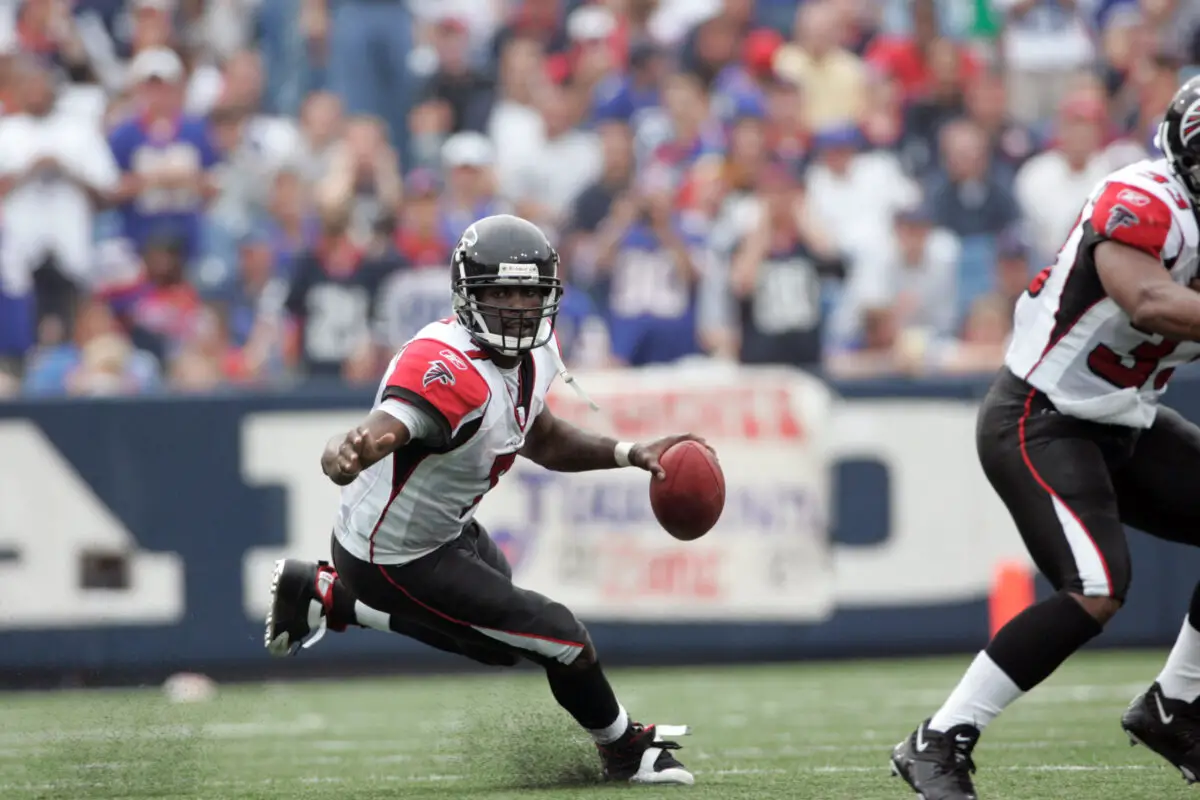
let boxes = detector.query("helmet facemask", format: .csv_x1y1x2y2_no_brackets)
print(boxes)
452,262,562,356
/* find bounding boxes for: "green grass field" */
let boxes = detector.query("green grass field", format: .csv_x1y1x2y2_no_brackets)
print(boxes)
1,651,1194,799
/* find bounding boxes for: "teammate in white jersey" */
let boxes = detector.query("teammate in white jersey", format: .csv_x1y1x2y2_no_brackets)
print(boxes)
263,214,708,786
893,77,1200,799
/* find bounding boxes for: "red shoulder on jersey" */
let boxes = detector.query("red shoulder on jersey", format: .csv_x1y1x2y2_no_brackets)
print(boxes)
386,339,490,432
1089,181,1173,260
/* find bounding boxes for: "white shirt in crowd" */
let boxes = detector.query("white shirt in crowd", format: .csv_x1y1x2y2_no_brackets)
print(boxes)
806,150,919,267
1015,142,1146,263
0,103,118,295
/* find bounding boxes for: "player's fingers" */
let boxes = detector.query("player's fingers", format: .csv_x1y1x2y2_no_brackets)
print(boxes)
648,460,666,480
337,456,357,474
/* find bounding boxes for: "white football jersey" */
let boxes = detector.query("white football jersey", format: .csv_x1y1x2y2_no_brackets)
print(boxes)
1006,158,1200,428
334,319,560,564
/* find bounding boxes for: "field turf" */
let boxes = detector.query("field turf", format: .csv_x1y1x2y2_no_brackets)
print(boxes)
1,650,1194,799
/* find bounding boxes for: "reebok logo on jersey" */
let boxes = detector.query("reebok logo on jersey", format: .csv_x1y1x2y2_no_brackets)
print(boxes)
439,349,468,371
1105,204,1139,236
422,360,456,388
1183,99,1200,147
1117,189,1151,207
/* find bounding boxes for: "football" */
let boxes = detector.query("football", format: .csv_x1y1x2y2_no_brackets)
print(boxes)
649,440,725,541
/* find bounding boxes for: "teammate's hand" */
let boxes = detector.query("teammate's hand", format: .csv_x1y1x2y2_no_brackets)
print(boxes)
629,434,715,481
322,427,397,485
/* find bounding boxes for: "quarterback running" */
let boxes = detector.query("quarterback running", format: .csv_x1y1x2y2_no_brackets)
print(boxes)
264,214,707,785
892,77,1200,799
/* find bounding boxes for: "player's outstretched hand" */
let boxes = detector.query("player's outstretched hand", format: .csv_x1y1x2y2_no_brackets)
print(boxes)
322,427,397,485
630,434,715,481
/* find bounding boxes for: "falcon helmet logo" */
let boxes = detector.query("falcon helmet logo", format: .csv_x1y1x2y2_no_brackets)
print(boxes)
1105,204,1139,236
422,360,456,388
1183,99,1200,148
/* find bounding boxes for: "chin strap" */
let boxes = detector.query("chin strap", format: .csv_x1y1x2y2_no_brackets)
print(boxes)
547,341,600,411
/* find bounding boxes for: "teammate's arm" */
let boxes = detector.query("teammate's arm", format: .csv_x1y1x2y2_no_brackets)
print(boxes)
520,407,711,478
1095,241,1200,341
320,411,410,486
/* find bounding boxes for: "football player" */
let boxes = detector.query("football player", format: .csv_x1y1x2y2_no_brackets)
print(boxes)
892,76,1200,799
265,214,707,785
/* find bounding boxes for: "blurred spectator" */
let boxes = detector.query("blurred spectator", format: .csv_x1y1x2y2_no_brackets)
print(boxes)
994,0,1095,125
509,79,601,233
23,297,160,396
16,0,97,84
0,56,118,345
394,169,450,266
218,231,289,384
865,0,979,103
107,46,218,262
643,70,724,188
99,233,203,371
412,12,495,138
564,4,619,93
898,38,973,179
293,90,344,185
962,71,1036,184
490,0,568,66
832,202,960,354
1015,95,1123,263
377,173,453,353
323,0,416,163
438,131,507,253
773,1,868,129
707,166,847,367
805,125,918,269
565,119,635,280
489,35,548,196
284,198,397,380
262,168,319,281
925,119,1018,239
316,115,403,248
592,181,703,367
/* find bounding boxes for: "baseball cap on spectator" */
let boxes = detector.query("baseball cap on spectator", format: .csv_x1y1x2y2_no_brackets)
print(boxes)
812,124,863,152
405,168,442,197
997,228,1031,260
433,10,469,35
441,131,494,169
743,29,784,80
894,201,934,227
128,47,184,85
568,5,616,43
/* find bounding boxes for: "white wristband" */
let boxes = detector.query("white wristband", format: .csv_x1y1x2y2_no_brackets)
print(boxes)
614,441,635,468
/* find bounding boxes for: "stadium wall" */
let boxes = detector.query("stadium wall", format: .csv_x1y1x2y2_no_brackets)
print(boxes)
3,366,1200,686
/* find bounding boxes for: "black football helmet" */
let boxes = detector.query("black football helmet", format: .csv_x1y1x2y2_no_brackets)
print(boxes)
450,214,562,356
1158,75,1200,200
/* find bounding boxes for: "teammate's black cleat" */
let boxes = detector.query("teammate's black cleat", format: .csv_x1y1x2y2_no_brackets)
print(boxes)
890,718,980,800
1122,682,1200,783
597,722,694,785
264,559,334,657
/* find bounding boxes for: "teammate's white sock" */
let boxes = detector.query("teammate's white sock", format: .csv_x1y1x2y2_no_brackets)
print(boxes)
1157,617,1200,703
587,704,629,745
355,601,391,632
928,651,1024,733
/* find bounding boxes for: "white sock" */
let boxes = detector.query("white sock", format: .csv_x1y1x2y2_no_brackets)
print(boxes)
355,601,391,632
1157,616,1200,703
928,651,1025,733
587,704,629,745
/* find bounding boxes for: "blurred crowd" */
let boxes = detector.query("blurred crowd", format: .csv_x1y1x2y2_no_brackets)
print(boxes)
0,0,1197,398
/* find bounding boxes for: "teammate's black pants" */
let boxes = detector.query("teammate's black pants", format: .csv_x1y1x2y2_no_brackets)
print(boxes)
332,521,592,668
978,369,1200,602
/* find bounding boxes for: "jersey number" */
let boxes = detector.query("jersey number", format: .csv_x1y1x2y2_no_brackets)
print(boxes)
459,452,518,519
1087,338,1180,391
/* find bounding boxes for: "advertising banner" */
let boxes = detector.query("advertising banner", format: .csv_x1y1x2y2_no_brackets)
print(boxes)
477,363,838,622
